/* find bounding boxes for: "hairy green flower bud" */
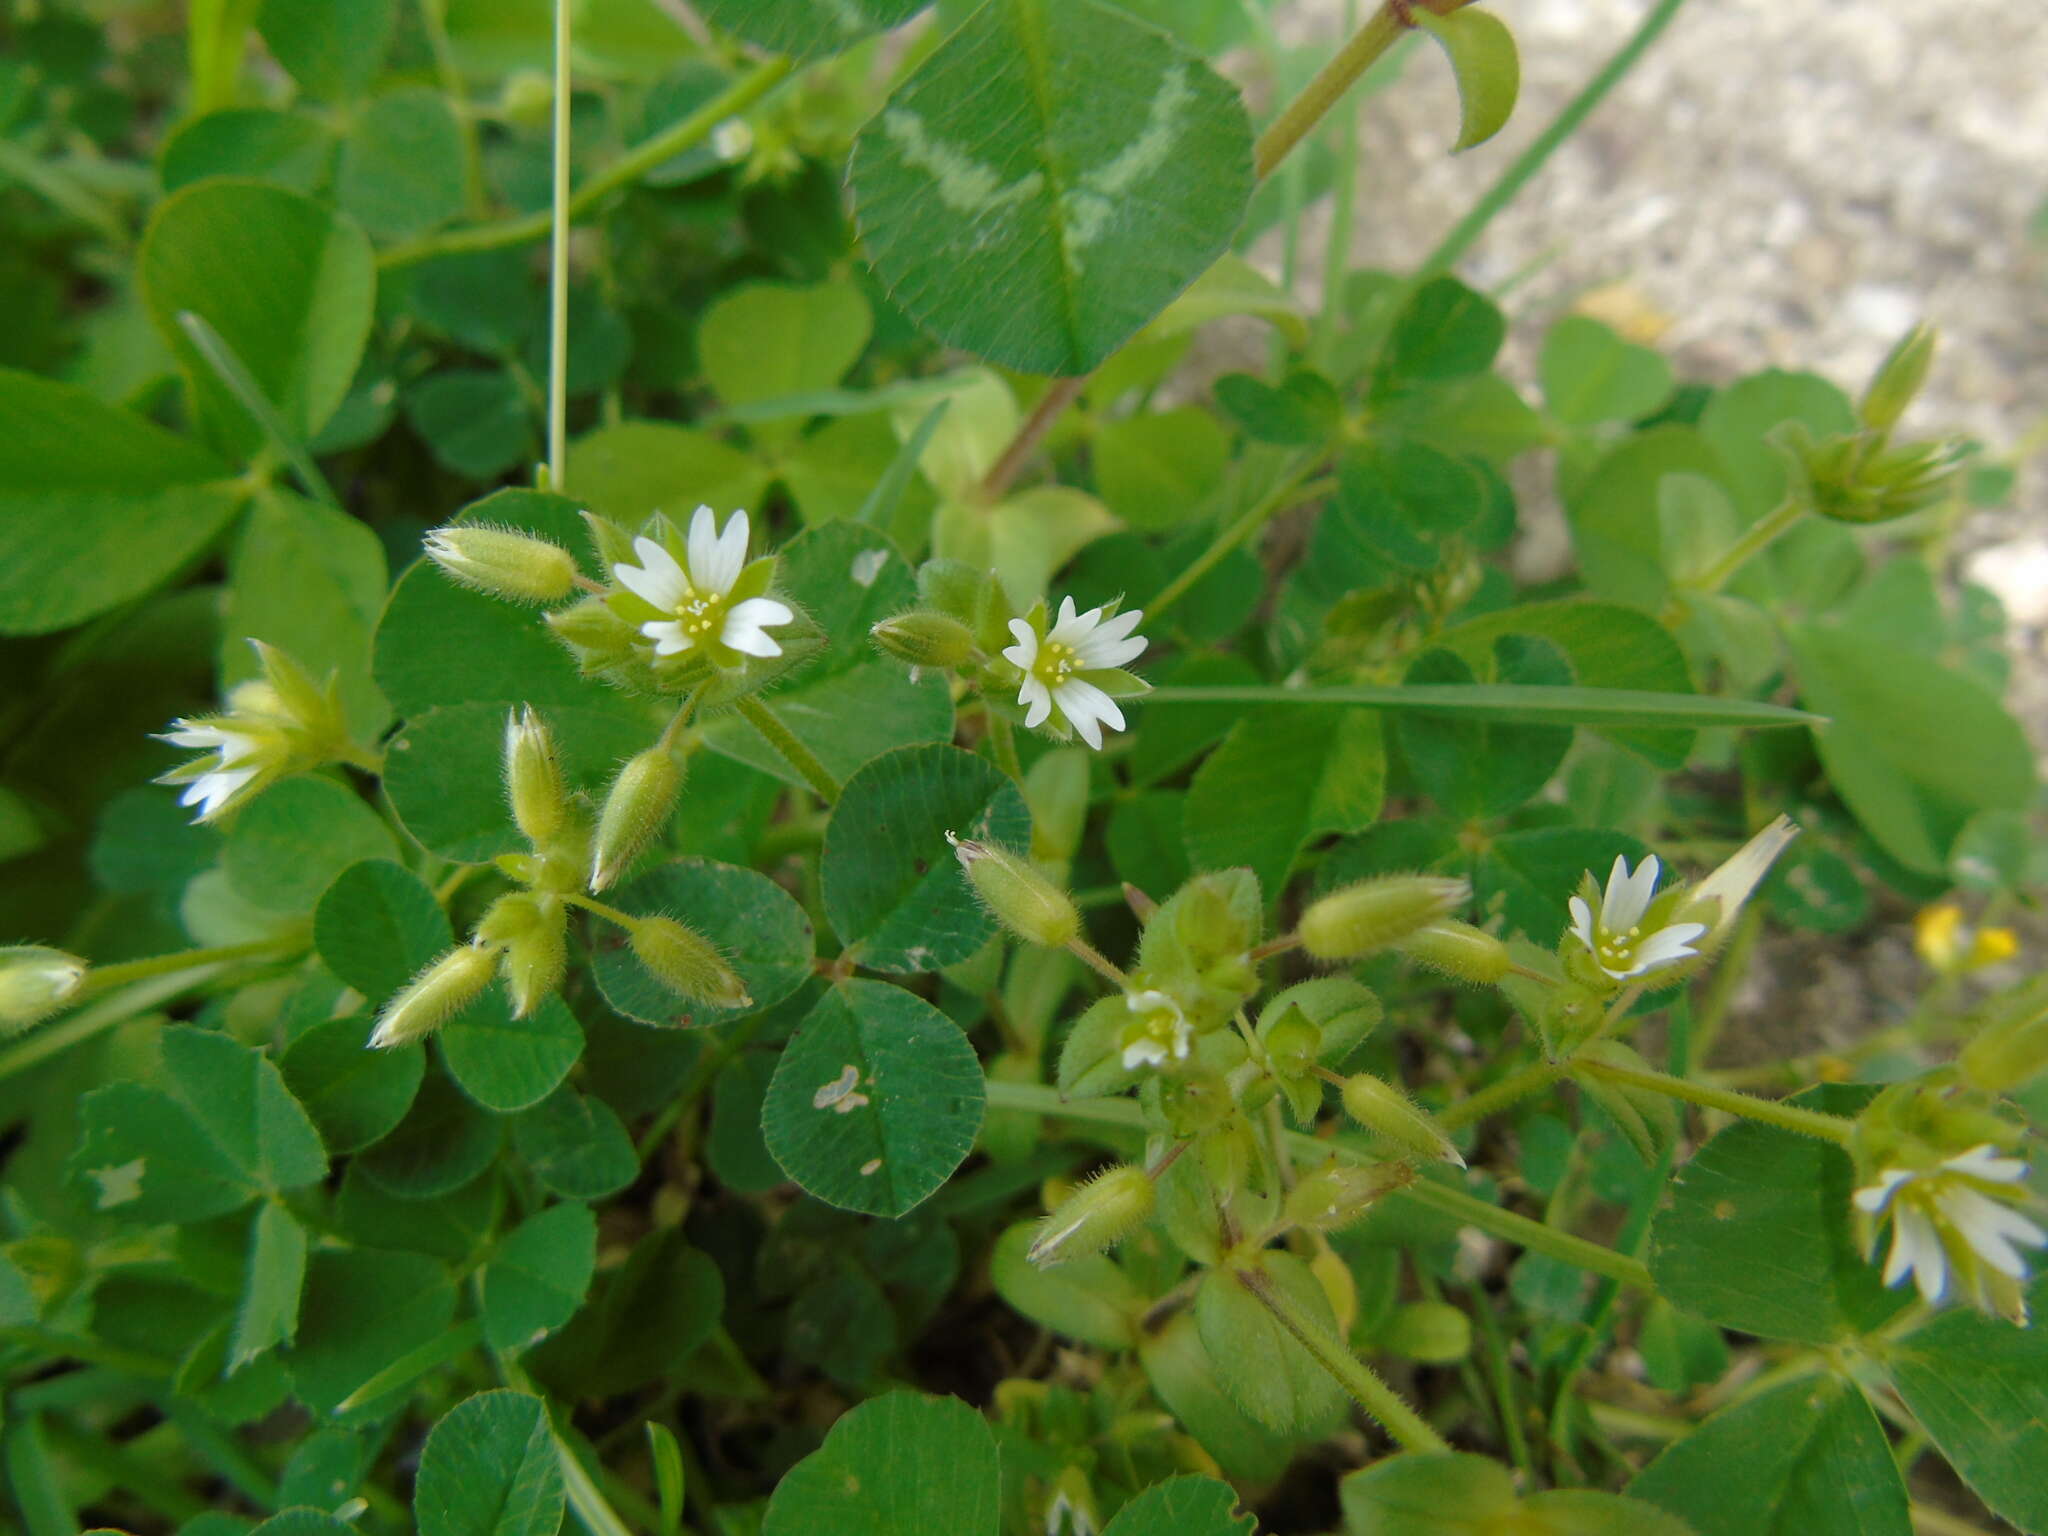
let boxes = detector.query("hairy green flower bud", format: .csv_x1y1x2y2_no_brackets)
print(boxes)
629,916,751,1010
1283,1159,1412,1233
497,69,555,128
948,834,1080,948
370,943,497,1048
1382,1300,1472,1364
1026,1163,1155,1267
478,893,567,1018
424,525,579,604
1399,920,1511,985
1959,975,2048,1094
504,707,570,848
0,946,87,1030
1299,876,1470,963
591,746,685,892
1341,1073,1464,1167
1859,322,1936,434
871,610,978,670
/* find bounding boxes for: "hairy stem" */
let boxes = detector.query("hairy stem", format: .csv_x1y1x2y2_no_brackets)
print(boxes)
734,694,842,804
1573,1056,1855,1146
1436,1059,1563,1132
1236,1264,1450,1452
546,0,574,489
1682,496,1807,597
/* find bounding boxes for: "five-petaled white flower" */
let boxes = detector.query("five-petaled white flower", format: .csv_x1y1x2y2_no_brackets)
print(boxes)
1854,1146,2047,1310
159,718,273,822
1566,855,1707,982
1002,597,1147,750
1120,988,1191,1071
613,506,793,662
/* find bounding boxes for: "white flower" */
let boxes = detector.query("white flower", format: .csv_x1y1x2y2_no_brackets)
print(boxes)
1566,855,1708,982
711,118,753,162
1854,1145,2047,1309
613,506,793,661
1679,814,1798,944
1001,596,1148,750
1120,988,1191,1071
160,720,269,821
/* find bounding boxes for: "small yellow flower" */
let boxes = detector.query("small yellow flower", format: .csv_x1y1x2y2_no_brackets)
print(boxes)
1915,904,2018,975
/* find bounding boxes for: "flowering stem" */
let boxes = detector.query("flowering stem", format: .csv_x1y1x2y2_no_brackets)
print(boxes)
0,956,287,1084
1146,461,1332,619
978,377,1088,504
74,939,296,997
734,695,841,804
545,0,573,490
1437,1060,1563,1132
659,682,712,754
1572,1056,1855,1146
378,59,792,270
1234,1264,1450,1453
562,892,640,930
1681,496,1807,597
1064,939,1128,988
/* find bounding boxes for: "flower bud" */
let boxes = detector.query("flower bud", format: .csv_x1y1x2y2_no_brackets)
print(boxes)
504,707,570,848
0,946,86,1030
478,893,567,1018
1026,1163,1155,1267
1398,920,1511,985
497,69,555,128
1262,1008,1321,1079
1284,1159,1412,1233
1859,322,1936,434
1299,875,1470,963
1959,976,2048,1093
1382,1300,1472,1364
948,834,1080,949
1341,1073,1464,1167
871,610,979,670
629,916,751,1009
591,746,685,891
370,943,497,1048
424,525,579,604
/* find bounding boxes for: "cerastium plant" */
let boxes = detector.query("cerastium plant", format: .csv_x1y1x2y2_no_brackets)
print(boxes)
0,0,2039,1533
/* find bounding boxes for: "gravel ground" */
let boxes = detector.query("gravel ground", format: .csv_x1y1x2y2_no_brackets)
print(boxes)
1273,0,2048,739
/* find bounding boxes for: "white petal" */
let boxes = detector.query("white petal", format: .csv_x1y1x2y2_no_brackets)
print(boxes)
729,595,792,632
1882,1204,1927,1287
704,508,749,596
1898,1204,1950,1302
1122,1036,1168,1070
164,723,230,751
1939,1186,2048,1278
1854,1167,1914,1214
1567,896,1597,952
1609,855,1661,931
640,619,691,656
720,599,789,658
1017,676,1052,729
1044,595,1093,646
686,506,721,589
617,537,691,611
1627,922,1707,974
183,766,258,820
1002,619,1039,671
1053,677,1123,750
1942,1145,2029,1185
1126,989,1177,1015
1686,815,1798,938
1073,608,1147,669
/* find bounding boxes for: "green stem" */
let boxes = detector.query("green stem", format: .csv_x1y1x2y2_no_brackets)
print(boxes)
563,892,641,930
1682,496,1806,596
1419,0,1691,277
986,712,1024,783
1235,1264,1449,1452
378,59,793,270
0,1329,172,1380
0,954,286,1085
1467,1282,1535,1476
546,0,573,489
77,938,294,997
1146,461,1331,619
1572,1056,1854,1145
557,1429,641,1536
419,0,489,217
734,694,841,804
1436,1059,1562,1132
0,138,128,247
176,312,341,508
981,1079,1654,1290
1253,6,1410,179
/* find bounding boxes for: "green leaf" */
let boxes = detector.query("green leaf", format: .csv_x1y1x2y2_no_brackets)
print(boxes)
1138,1310,1298,1483
1095,407,1232,530
480,1204,597,1352
1566,426,1735,608
691,0,928,57
1194,1257,1347,1434
222,775,397,912
282,1013,426,1153
414,1391,565,1536
762,1392,999,1536
0,369,241,636
1150,681,1803,734
988,1222,1143,1351
1375,275,1504,388
761,980,985,1218
161,108,335,194
1341,1452,1517,1533
1886,1280,2048,1534
1101,1477,1254,1536
1398,641,1573,818
821,744,1031,972
566,421,770,529
699,280,872,407
1540,315,1675,427
1699,368,1857,520
337,87,466,238
289,1247,457,1415
222,492,389,734
1184,706,1384,898
591,858,815,1027
357,1071,503,1200
527,1228,724,1398
257,0,395,98
313,859,453,1002
1412,7,1520,152
335,1164,497,1264
700,663,957,793
252,1513,351,1536
932,484,1119,613
1788,621,2035,876
1650,1086,1905,1345
1630,1375,1911,1536
231,1201,308,1369
848,0,1255,375
140,179,375,462
707,1052,784,1193
512,1086,637,1201
442,993,585,1114
403,370,534,480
